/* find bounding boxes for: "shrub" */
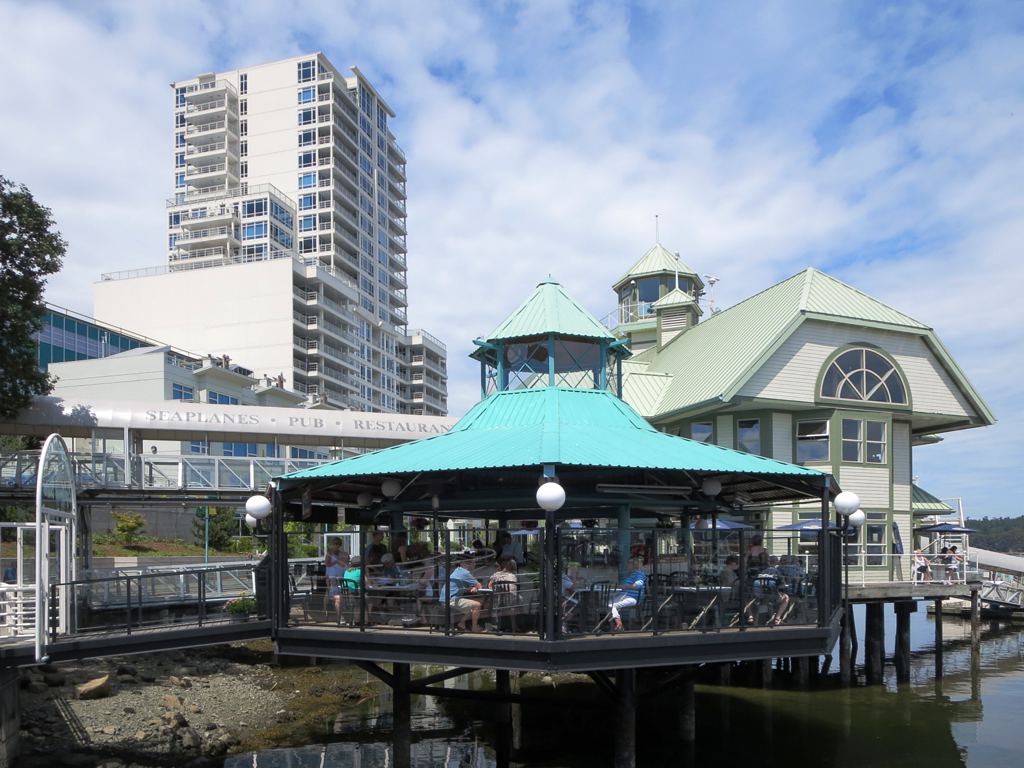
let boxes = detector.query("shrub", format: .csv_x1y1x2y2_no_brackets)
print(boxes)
225,594,257,615
111,512,145,547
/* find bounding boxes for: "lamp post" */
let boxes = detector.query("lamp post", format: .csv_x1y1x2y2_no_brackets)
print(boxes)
834,491,863,684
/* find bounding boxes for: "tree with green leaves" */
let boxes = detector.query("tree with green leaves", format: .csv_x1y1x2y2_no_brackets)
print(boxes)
192,507,239,551
111,511,146,547
0,176,66,419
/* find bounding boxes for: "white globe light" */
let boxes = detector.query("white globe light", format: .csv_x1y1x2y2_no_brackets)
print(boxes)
356,491,374,508
244,513,259,528
847,509,866,528
245,495,272,520
381,478,402,498
536,481,566,512
834,491,861,517
701,478,722,497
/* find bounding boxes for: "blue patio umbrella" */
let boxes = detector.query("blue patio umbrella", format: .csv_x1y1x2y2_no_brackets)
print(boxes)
689,519,754,530
914,523,976,534
777,519,840,531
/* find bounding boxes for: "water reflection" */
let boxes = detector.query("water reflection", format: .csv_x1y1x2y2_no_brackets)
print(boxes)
228,619,1024,768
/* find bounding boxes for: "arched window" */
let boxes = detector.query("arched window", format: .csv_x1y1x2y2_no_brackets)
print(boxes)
821,348,907,405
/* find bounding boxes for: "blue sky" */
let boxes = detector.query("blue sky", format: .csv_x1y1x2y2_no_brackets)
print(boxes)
1,1,1022,517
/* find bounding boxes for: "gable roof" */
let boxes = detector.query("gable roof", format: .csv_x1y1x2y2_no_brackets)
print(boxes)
614,244,702,290
652,288,699,309
482,277,615,344
638,268,993,424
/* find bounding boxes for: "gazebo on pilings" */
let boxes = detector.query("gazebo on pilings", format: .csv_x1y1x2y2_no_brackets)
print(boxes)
268,278,843,765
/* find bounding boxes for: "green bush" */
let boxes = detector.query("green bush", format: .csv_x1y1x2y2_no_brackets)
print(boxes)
111,512,145,547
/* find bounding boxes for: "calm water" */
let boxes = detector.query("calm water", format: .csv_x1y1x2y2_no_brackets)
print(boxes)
226,611,1024,767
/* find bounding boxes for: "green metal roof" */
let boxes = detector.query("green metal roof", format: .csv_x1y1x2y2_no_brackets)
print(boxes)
614,244,702,290
635,268,993,423
912,484,955,514
651,288,699,310
482,277,616,344
277,387,827,485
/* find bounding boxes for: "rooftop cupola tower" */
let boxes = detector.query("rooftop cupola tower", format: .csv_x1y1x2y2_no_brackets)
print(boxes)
611,244,704,353
470,277,630,398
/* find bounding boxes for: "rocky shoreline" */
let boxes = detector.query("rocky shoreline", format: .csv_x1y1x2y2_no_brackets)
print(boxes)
17,642,379,768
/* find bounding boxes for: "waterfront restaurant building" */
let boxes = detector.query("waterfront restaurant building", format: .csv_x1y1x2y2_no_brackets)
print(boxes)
611,245,994,577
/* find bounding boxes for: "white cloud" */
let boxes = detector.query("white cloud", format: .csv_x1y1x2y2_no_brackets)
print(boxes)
1,0,1021,516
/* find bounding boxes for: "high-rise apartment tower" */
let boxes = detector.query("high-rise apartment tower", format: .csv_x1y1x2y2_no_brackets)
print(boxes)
97,53,447,415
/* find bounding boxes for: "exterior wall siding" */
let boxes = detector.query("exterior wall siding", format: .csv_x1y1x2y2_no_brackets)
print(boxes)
737,320,977,419
892,421,911,511
716,415,733,449
837,465,890,508
772,412,793,463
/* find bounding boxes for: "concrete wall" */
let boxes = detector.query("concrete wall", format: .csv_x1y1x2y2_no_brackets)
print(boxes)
94,259,297,388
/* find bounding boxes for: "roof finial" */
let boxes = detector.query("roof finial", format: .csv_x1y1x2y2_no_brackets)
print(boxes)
655,214,660,245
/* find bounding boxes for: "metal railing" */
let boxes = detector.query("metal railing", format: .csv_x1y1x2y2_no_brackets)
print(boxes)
186,99,227,113
0,452,330,492
185,162,227,178
49,561,265,641
176,225,233,242
0,584,36,638
284,527,840,639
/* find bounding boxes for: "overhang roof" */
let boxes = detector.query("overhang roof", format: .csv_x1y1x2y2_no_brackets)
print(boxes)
277,387,833,504
912,484,955,515
652,288,699,310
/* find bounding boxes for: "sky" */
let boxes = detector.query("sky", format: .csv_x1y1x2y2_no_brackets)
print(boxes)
0,1,1022,517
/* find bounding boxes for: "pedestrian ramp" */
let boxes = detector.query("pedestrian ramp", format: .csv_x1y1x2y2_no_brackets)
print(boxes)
971,548,1024,580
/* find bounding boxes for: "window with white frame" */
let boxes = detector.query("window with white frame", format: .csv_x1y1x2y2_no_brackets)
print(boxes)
796,419,829,462
841,418,887,463
821,348,907,404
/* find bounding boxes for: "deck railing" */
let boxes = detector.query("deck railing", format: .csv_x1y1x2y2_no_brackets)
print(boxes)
282,527,841,640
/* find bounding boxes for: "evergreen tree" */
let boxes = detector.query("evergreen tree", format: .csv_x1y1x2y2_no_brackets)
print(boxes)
0,177,66,419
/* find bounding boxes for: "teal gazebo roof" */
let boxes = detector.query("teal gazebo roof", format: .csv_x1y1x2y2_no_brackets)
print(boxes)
277,387,832,504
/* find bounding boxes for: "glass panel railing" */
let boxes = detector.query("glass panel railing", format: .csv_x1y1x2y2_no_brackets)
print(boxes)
285,526,839,639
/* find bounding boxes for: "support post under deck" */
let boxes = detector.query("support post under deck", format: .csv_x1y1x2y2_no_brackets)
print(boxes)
894,601,912,685
614,668,636,768
679,669,695,743
934,598,944,678
393,663,411,768
865,602,884,685
839,607,852,685
970,589,981,649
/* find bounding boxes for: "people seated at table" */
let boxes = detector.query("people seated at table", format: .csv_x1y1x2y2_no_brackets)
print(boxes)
756,556,791,626
747,535,768,577
375,552,403,584
363,530,387,565
342,557,362,593
439,558,483,632
719,555,740,588
488,557,519,593
609,558,647,631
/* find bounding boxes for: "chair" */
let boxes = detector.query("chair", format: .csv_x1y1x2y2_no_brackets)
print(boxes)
491,581,520,633
288,574,311,621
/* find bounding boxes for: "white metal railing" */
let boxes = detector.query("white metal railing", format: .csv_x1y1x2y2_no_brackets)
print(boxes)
0,584,36,638
176,225,232,242
186,120,226,135
602,302,656,329
837,552,974,587
166,182,286,208
186,141,226,156
183,79,236,97
185,162,227,177
186,99,227,114
103,246,304,282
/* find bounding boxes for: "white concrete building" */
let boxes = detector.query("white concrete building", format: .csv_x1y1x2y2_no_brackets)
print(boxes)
96,52,446,415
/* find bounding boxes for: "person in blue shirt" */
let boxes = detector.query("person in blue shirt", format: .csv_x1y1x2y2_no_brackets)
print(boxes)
439,560,483,632
609,558,647,631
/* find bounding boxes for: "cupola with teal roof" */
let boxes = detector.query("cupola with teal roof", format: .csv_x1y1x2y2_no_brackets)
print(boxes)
610,244,704,353
470,277,630,397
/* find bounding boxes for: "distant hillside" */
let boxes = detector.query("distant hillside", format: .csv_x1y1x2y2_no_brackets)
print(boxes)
966,517,1024,554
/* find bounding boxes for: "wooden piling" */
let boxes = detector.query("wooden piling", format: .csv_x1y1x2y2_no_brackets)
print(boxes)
970,590,981,648
894,601,912,685
934,598,944,678
614,668,636,768
392,662,411,768
679,672,695,743
839,608,852,685
865,602,885,685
